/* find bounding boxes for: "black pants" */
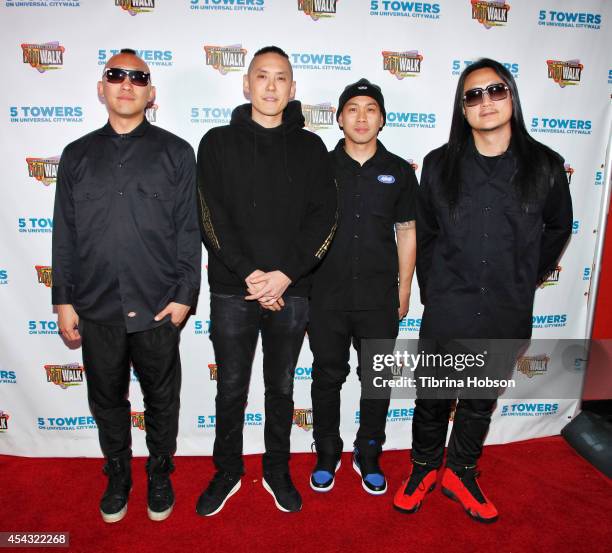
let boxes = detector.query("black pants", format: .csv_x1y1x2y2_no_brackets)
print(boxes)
308,305,398,453
210,294,308,475
81,319,181,459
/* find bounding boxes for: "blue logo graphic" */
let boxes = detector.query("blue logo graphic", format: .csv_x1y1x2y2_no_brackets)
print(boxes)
4,0,80,6
608,69,612,85
572,220,580,234
377,174,396,184
399,318,421,332
98,49,173,66
190,106,232,125
197,412,263,428
294,366,313,381
9,106,83,124
0,269,7,285
0,370,17,384
190,0,265,11
290,52,351,71
583,267,591,281
452,60,518,78
19,217,53,234
370,1,440,20
531,314,567,329
356,407,414,424
538,9,601,30
530,117,591,136
194,319,211,335
594,170,604,186
386,112,435,129
37,415,97,430
501,403,559,416
28,320,59,335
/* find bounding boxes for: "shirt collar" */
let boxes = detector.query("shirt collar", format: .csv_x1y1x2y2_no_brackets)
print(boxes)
97,117,150,137
334,138,389,169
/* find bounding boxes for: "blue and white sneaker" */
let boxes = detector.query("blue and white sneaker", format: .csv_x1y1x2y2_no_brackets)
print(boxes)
352,445,387,495
310,457,342,492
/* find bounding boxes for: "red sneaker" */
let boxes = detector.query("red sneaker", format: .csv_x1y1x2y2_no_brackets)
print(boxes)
393,463,438,514
441,467,498,523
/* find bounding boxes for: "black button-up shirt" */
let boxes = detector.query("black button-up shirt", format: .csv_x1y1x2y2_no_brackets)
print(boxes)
52,119,201,333
311,139,418,310
417,138,573,339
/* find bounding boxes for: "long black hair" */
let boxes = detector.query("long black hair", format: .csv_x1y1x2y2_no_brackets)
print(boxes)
441,58,561,208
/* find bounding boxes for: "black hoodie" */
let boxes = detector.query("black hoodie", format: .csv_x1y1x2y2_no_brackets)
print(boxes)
197,100,337,296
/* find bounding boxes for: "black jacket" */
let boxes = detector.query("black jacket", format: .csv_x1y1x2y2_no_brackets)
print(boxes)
197,100,337,296
417,138,573,339
51,119,201,333
311,139,417,310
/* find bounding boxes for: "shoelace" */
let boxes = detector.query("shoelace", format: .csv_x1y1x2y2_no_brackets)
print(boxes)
403,464,432,495
459,470,487,504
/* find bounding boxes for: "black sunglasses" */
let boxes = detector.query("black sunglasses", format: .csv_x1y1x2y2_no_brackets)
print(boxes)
463,83,509,107
103,67,150,87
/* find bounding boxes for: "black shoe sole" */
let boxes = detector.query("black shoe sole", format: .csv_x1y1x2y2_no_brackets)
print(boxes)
196,479,241,517
441,487,499,524
352,458,387,495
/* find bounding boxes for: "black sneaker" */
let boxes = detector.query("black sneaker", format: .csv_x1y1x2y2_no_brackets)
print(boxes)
352,443,387,495
262,472,302,512
146,455,175,522
310,453,341,492
195,472,242,516
100,457,132,523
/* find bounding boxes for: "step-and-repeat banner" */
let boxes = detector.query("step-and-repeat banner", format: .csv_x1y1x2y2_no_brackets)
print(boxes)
0,0,611,457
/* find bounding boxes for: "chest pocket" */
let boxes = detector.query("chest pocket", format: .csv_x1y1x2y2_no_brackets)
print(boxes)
503,197,543,244
434,196,472,241
73,186,108,232
371,183,397,220
136,182,175,233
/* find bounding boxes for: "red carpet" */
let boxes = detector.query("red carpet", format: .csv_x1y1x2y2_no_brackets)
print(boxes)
1,437,611,553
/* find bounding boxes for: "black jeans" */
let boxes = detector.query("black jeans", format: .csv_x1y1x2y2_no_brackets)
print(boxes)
210,294,308,475
81,319,181,459
308,305,398,453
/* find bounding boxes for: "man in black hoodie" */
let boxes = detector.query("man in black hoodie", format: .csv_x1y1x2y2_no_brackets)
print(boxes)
195,46,337,515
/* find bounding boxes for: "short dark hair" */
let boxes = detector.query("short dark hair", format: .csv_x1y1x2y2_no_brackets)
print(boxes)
248,45,292,76
119,48,137,55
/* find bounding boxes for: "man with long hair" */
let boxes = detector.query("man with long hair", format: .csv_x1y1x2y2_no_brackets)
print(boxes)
195,46,337,515
393,59,572,522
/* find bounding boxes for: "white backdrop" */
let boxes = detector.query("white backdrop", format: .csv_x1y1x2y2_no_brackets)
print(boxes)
0,0,611,457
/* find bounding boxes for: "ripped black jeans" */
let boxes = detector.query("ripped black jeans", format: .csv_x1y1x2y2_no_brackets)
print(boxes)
209,293,308,475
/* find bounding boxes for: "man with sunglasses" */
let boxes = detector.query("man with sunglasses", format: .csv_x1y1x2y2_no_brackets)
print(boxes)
52,48,201,523
393,59,572,522
308,79,417,496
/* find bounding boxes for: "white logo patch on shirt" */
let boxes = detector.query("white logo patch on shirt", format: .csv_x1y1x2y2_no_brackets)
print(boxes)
377,174,396,184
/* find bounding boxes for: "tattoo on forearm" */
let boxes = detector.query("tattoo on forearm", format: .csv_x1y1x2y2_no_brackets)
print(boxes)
395,220,415,231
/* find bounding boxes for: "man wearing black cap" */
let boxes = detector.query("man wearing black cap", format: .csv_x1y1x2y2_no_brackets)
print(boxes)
308,79,418,494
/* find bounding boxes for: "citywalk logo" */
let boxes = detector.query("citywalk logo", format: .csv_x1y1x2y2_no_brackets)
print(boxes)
293,408,313,431
190,106,232,125
27,156,59,186
98,49,173,67
45,363,84,389
115,0,154,15
302,103,336,131
5,0,80,5
208,363,217,380
9,106,83,124
515,354,549,378
298,0,337,20
0,370,17,384
21,42,64,72
540,265,562,288
194,320,211,335
290,52,351,71
35,265,53,288
369,1,440,20
19,217,53,234
204,44,247,75
382,50,423,80
131,411,145,430
0,411,9,432
0,269,7,285
294,366,312,381
471,0,510,29
37,415,97,430
538,10,601,30
399,317,421,333
547,59,583,88
145,103,158,123
564,163,574,184
452,60,519,78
